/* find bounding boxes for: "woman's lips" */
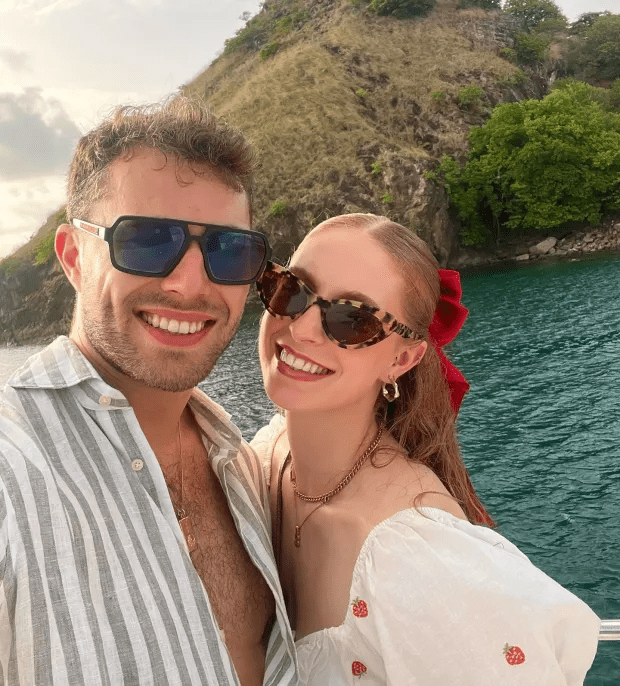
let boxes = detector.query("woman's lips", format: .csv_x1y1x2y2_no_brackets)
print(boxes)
276,344,335,381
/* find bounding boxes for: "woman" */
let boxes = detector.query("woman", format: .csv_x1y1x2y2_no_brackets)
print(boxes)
251,213,599,685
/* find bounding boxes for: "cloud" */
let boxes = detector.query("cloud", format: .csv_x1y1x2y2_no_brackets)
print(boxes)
0,49,31,73
0,0,84,15
0,87,81,181
34,0,84,16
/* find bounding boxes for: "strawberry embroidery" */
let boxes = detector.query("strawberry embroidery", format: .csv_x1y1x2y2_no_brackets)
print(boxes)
503,644,525,666
352,661,367,678
351,598,369,618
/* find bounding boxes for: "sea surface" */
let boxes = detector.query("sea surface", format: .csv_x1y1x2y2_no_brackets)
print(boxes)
1,252,619,684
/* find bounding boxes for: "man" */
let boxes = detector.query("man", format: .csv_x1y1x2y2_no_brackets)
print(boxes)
0,98,296,685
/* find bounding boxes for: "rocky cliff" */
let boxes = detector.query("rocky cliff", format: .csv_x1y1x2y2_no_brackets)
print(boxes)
0,0,557,344
0,258,73,345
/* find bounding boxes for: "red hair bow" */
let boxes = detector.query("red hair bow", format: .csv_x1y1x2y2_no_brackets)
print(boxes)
429,269,470,414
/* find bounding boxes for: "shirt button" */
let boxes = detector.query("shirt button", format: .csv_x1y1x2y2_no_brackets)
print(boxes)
131,459,144,472
99,395,111,406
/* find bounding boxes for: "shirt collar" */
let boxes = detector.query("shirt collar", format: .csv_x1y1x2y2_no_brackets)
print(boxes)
7,337,242,446
8,336,100,390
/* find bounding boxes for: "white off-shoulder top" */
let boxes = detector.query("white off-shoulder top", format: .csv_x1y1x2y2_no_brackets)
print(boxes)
252,414,600,686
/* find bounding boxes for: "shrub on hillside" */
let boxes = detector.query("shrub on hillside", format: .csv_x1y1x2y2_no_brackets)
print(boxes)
269,200,288,217
369,0,435,19
261,41,280,60
569,14,620,81
224,14,270,54
514,30,551,64
496,69,527,86
0,257,23,278
437,82,620,244
503,0,566,67
34,231,56,265
458,0,501,9
224,1,311,55
457,85,484,108
503,0,566,33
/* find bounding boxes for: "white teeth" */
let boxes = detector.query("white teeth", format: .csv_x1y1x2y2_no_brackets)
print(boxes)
279,348,330,375
141,313,208,335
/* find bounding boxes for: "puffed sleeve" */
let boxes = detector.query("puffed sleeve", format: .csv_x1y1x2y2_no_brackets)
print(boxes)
0,480,7,582
250,412,286,488
347,508,600,686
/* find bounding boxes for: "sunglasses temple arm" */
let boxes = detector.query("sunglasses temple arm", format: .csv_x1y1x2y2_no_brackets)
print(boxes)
72,219,106,239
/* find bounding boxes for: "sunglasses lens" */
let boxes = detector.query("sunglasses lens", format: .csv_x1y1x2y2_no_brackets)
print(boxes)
111,220,267,282
259,269,308,316
205,231,267,283
112,219,185,275
325,304,383,345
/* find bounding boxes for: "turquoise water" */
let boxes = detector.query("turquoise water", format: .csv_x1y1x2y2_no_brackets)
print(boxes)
203,253,620,685
1,252,618,682
450,254,620,685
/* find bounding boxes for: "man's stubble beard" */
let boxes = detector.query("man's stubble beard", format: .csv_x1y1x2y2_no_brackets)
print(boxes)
79,286,244,392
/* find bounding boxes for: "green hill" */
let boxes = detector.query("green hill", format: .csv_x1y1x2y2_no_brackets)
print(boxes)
0,0,548,343
182,0,533,261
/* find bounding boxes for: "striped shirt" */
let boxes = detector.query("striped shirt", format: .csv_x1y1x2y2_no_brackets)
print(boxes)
0,336,297,685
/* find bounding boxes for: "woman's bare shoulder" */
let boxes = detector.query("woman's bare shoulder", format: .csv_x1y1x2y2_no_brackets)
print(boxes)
251,414,288,489
370,450,468,522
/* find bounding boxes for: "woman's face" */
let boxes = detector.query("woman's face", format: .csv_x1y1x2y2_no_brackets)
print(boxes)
258,226,424,415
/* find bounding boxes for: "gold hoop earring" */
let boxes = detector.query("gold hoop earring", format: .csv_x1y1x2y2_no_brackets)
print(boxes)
382,376,400,402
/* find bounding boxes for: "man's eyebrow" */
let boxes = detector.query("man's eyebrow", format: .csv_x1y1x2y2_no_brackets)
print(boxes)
290,265,380,308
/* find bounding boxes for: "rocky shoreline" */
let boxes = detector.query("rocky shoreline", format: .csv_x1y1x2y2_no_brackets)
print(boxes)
449,219,620,269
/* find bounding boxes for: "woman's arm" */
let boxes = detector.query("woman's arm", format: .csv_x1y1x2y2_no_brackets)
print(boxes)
347,509,599,685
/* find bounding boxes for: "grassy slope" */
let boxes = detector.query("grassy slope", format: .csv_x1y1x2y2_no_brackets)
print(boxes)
182,0,519,252
2,0,520,270
0,207,66,275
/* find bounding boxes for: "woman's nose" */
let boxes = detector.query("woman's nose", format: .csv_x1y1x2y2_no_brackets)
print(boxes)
289,303,326,344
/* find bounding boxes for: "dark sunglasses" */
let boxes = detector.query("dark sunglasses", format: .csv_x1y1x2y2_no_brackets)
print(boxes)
256,262,418,349
72,215,270,285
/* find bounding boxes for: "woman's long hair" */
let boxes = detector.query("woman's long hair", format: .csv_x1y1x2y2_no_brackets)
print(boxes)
312,214,494,526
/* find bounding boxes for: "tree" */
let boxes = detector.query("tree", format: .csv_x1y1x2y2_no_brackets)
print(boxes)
580,14,620,81
568,11,611,36
438,82,620,244
514,31,551,64
502,0,566,33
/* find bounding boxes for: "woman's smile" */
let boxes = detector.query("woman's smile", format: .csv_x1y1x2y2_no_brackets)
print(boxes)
276,344,335,381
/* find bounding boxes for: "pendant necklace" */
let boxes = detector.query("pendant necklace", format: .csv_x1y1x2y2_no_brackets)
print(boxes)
172,420,197,553
275,423,384,553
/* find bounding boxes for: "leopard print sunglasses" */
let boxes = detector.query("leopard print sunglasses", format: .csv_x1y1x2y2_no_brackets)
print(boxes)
256,262,418,349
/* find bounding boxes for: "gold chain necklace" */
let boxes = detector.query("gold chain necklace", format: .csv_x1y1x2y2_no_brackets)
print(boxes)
171,419,197,554
281,423,384,548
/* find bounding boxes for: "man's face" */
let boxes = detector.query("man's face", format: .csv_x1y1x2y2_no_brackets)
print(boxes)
71,148,251,392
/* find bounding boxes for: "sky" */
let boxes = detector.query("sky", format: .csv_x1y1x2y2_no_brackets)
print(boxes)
0,0,617,260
